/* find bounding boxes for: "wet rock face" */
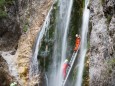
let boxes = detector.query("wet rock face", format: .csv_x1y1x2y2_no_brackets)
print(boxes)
89,0,115,86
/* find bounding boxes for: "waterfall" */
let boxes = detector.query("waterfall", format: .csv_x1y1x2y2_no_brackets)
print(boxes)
29,0,89,85
29,6,53,79
48,0,73,86
60,0,73,61
75,0,90,86
59,0,74,85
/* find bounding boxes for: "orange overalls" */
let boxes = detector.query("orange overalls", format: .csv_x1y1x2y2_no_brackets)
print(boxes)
62,63,69,79
74,37,80,51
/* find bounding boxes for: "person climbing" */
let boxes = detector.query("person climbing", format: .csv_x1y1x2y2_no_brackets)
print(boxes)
62,59,70,79
74,34,80,51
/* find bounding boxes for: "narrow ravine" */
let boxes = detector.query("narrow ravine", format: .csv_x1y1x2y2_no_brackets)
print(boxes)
31,0,89,86
0,0,114,86
30,0,83,86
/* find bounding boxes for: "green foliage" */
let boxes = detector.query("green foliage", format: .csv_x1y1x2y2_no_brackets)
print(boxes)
0,9,7,17
83,0,85,8
23,24,28,32
0,0,14,18
0,0,5,6
0,0,6,17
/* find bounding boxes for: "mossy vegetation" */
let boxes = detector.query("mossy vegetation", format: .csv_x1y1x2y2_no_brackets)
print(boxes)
82,54,89,86
0,10,7,17
107,58,115,66
106,15,112,24
0,0,7,17
101,0,105,5
37,1,58,72
23,25,28,32
0,0,14,18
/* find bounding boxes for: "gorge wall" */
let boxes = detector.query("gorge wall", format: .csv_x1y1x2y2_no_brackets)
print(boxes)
89,0,115,85
0,0,52,85
0,0,115,86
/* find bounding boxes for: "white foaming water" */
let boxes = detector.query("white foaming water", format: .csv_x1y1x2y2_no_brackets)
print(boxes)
61,0,73,67
48,0,73,86
60,0,73,85
29,6,53,78
75,0,90,86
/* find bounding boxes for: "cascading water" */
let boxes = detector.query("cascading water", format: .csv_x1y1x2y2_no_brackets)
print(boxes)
59,0,74,84
30,0,89,85
48,0,73,86
61,0,73,62
29,6,53,79
75,0,90,86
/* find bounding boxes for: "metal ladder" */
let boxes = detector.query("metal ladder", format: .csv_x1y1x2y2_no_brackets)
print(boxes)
62,48,79,86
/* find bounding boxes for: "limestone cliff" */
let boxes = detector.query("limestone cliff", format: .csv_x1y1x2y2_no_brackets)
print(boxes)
0,0,52,86
89,0,115,85
15,0,52,85
0,55,14,86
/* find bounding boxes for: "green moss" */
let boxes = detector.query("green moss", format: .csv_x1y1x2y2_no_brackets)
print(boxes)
82,54,89,86
104,58,115,77
0,9,7,17
0,0,5,6
106,15,112,24
0,0,14,18
23,24,28,32
107,58,115,65
0,0,6,18
101,0,105,5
